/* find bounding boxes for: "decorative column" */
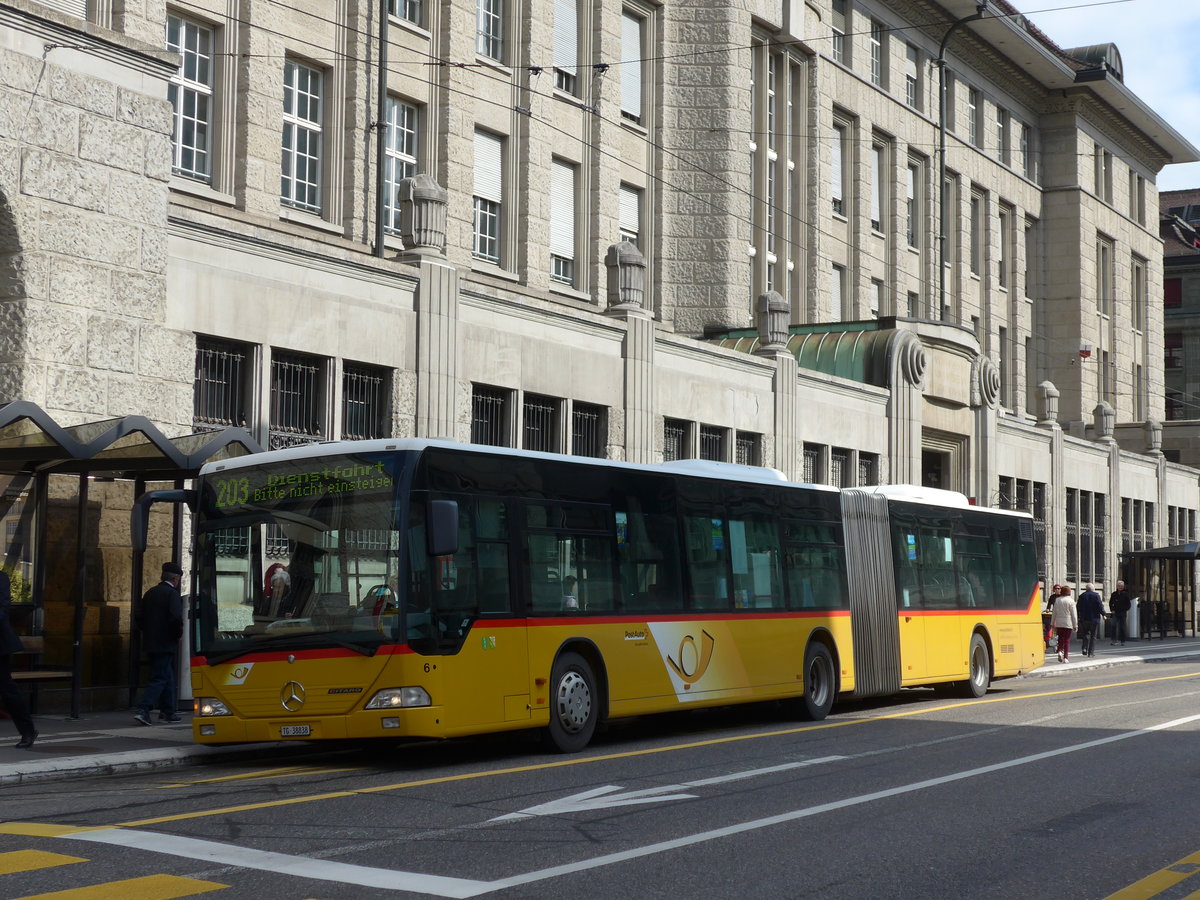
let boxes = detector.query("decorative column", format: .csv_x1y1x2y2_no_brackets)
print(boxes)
605,242,654,463
887,332,927,485
754,292,797,478
970,354,1001,506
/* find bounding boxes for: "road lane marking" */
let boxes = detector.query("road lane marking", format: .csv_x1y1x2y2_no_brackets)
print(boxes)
50,714,1200,898
110,667,1200,828
0,850,87,875
12,873,229,899
157,766,361,788
491,755,847,820
1104,849,1200,899
58,831,487,900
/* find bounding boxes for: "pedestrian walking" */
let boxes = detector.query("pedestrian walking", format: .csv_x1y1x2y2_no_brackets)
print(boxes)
1109,580,1131,646
1076,583,1104,657
0,569,37,748
1051,584,1078,663
133,562,184,726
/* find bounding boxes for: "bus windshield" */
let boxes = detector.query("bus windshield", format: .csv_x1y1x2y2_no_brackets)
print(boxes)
193,451,408,660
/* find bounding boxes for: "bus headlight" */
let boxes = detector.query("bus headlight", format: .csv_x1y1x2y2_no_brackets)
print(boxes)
195,697,232,717
365,687,432,709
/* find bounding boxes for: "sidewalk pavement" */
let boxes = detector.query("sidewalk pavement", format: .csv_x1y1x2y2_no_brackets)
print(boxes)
3,637,1199,785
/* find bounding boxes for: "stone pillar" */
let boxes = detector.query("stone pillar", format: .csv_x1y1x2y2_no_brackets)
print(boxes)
1093,401,1115,442
887,332,927,485
1037,381,1060,428
413,256,460,439
1145,418,1163,456
971,355,1001,506
755,291,789,350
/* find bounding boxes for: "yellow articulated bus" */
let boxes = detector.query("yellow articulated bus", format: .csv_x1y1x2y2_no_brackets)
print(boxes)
138,439,1043,752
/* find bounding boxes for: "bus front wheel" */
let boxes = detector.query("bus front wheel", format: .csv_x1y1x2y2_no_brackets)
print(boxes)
798,641,835,721
546,651,598,753
959,633,991,698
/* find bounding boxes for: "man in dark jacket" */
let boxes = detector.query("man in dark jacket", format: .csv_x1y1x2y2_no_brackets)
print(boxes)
1109,580,1132,646
1077,583,1104,657
0,570,37,748
134,562,184,725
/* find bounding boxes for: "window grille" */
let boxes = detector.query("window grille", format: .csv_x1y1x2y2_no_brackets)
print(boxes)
269,351,323,449
211,528,250,558
572,403,605,458
471,385,509,446
523,394,558,452
803,443,821,483
342,364,388,440
194,339,248,429
663,419,688,461
735,432,759,466
699,425,725,461
858,452,878,486
831,448,850,487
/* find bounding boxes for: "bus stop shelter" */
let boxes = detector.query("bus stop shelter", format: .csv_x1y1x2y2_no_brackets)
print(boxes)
0,400,261,717
1120,542,1199,639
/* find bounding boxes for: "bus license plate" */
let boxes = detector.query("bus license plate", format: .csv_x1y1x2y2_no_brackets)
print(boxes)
280,725,311,737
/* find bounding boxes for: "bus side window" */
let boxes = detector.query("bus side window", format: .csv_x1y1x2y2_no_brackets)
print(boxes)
617,506,683,612
684,514,731,610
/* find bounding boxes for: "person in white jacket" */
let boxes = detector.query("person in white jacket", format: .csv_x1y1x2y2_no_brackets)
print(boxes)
1051,584,1079,663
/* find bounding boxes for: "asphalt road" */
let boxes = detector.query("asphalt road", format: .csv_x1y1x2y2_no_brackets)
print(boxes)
4,661,1200,899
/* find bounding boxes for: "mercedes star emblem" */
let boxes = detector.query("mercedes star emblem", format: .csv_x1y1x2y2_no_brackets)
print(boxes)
280,680,306,711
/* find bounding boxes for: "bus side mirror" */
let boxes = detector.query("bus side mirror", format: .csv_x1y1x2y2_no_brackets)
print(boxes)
426,500,459,557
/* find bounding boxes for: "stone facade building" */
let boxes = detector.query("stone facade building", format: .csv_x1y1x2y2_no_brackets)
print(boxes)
1,0,1199,705
1161,189,1200,466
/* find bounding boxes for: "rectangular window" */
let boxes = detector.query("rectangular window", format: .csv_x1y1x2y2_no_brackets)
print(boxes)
664,418,689,461
471,385,510,446
341,363,389,440
473,130,503,263
907,291,918,318
943,71,956,133
549,159,577,286
699,425,726,462
388,0,421,25
997,206,1010,289
831,264,845,320
1131,172,1146,225
906,163,919,248
803,443,822,483
383,98,419,234
1094,145,1113,203
523,393,559,452
830,448,850,487
1097,235,1113,315
571,402,606,457
477,0,503,60
269,350,324,448
904,44,920,109
553,0,578,94
967,87,980,148
1166,278,1182,309
1131,255,1147,331
870,142,884,231
871,279,885,317
996,107,1010,165
858,452,878,486
734,431,760,466
281,60,323,212
969,192,982,275
194,338,248,429
1165,331,1183,370
998,327,1010,408
166,15,214,181
1020,122,1034,180
831,122,846,216
869,21,885,88
831,0,847,64
619,184,641,246
620,12,644,124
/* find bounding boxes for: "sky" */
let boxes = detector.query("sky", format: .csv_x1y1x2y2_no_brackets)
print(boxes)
1026,0,1200,192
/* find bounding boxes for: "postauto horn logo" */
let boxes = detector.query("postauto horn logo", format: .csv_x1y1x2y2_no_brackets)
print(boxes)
664,629,716,688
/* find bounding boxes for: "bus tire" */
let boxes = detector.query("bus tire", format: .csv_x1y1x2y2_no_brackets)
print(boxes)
799,641,835,721
546,651,598,753
959,633,991,698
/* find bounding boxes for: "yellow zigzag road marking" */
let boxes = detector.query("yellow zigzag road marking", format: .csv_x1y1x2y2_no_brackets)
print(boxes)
0,850,87,875
12,874,228,900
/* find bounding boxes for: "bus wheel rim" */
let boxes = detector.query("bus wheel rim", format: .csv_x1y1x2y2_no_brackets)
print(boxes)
808,657,829,706
556,671,591,733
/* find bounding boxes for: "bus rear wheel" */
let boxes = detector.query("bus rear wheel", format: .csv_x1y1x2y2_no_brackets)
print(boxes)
958,633,991,698
798,641,835,721
546,651,597,753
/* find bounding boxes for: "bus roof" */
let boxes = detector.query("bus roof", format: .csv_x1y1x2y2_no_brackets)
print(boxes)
200,437,838,492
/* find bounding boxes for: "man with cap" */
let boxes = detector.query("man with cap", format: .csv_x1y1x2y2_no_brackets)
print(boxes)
134,561,184,725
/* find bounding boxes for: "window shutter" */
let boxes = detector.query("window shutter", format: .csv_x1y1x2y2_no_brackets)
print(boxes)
553,0,577,77
619,185,640,239
620,14,642,120
549,160,575,258
474,131,502,203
